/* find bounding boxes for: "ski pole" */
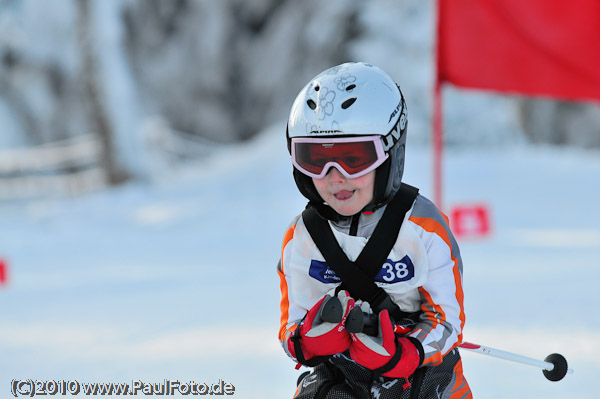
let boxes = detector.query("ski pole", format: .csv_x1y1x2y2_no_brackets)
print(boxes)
459,342,572,381
317,299,572,381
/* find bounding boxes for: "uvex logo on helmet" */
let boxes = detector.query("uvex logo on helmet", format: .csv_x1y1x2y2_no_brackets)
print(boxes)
382,105,407,152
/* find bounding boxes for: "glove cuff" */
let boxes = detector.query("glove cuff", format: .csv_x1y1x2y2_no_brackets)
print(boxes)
371,335,404,376
407,336,425,367
289,324,331,367
372,336,422,378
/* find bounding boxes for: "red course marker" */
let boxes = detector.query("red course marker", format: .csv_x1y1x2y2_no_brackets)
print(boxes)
0,259,7,285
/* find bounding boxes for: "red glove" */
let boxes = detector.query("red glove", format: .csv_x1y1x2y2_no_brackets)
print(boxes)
288,291,355,364
349,308,422,379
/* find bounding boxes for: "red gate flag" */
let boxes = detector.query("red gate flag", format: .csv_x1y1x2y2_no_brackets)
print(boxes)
437,0,600,102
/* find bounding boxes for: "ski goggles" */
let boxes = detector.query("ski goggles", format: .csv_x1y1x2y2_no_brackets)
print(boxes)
291,136,389,179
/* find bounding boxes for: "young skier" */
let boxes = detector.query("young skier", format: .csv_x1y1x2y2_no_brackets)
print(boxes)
277,62,472,398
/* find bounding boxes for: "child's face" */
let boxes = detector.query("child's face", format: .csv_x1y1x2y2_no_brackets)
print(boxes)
312,167,375,216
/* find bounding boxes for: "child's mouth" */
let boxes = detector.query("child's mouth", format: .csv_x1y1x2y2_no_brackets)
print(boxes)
334,190,354,200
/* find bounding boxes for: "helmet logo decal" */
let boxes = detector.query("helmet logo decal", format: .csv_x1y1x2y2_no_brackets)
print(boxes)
399,111,407,130
324,65,344,75
307,121,341,135
334,74,357,91
388,100,403,123
382,105,407,151
316,87,336,120
382,125,401,152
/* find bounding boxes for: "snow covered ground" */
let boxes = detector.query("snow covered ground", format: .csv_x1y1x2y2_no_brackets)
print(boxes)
1,123,599,398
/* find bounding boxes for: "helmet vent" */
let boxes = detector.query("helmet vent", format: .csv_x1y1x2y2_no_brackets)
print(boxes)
307,99,317,110
341,98,357,109
346,84,356,91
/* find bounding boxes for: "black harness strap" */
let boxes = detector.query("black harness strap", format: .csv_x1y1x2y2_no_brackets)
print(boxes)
302,184,419,320
354,184,419,278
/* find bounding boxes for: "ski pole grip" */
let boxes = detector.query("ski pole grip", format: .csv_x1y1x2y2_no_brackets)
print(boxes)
317,296,343,323
345,307,379,335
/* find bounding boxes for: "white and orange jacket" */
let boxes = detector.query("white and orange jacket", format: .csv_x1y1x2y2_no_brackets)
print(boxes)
277,194,466,367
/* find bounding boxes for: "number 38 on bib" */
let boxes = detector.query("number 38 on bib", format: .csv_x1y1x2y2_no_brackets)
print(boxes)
375,255,415,283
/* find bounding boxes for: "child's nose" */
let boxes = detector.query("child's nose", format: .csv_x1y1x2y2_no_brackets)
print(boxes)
327,167,346,183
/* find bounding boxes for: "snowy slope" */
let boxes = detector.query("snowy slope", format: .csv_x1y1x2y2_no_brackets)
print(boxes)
1,124,599,398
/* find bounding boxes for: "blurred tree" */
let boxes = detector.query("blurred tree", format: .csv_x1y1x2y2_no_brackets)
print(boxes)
76,0,129,184
0,0,598,187
518,99,600,148
122,0,363,143
0,47,39,143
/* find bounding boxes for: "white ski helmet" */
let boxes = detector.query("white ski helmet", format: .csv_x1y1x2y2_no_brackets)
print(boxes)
286,62,408,211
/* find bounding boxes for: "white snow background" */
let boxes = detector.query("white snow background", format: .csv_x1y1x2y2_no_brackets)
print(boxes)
1,122,599,398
